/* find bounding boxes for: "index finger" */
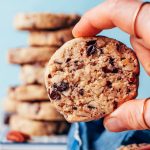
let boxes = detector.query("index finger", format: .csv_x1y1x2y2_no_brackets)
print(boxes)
73,0,141,37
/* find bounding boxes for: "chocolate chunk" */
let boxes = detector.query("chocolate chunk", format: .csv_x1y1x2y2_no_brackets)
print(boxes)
127,88,131,93
128,77,136,83
102,67,111,73
53,81,69,92
102,66,118,73
66,58,71,63
87,105,95,109
99,48,104,54
113,101,118,109
4,113,11,125
117,76,121,80
48,74,51,78
106,81,112,88
121,57,125,61
86,45,97,56
86,40,96,46
74,60,78,64
112,68,118,73
79,89,84,96
50,90,61,100
32,81,40,85
109,57,114,66
116,43,124,53
53,83,58,89
73,107,77,110
74,83,78,87
58,81,69,92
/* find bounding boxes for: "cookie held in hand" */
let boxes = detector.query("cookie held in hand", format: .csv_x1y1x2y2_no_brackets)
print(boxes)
45,36,139,122
118,143,150,150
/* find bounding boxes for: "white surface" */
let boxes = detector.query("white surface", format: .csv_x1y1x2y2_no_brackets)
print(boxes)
0,144,67,150
0,127,67,150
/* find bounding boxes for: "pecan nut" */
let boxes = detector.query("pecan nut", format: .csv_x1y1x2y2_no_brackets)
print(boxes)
6,131,30,143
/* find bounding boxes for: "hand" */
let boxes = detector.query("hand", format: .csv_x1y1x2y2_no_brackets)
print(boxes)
73,0,150,132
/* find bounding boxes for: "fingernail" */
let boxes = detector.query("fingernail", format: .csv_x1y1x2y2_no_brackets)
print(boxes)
104,117,127,132
72,27,77,37
139,145,150,150
72,25,80,37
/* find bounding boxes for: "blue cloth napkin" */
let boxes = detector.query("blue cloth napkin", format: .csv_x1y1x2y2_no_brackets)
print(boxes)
68,120,150,150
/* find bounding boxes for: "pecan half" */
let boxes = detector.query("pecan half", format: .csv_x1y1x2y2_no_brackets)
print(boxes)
6,131,30,143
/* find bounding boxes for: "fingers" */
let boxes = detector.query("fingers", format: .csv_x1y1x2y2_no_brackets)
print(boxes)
130,36,150,76
73,0,150,49
73,0,141,37
72,1,115,37
135,4,150,48
104,99,150,132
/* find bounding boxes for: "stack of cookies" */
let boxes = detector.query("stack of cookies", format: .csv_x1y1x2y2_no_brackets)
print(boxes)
4,12,80,136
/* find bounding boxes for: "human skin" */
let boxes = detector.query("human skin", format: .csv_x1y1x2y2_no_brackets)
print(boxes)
73,0,150,132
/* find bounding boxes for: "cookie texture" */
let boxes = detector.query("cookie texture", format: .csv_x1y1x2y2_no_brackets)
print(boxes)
118,143,150,150
29,28,73,47
3,97,18,113
8,85,48,101
20,64,45,85
14,13,80,30
45,36,139,122
10,115,70,136
17,101,65,121
8,46,57,65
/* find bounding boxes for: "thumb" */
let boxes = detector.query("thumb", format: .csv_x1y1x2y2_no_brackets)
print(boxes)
104,98,150,132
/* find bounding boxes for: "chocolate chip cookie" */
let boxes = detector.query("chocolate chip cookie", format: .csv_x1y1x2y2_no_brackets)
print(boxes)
8,46,57,65
45,36,139,122
28,27,73,47
14,13,80,30
20,64,46,85
10,115,70,136
17,101,65,121
3,97,18,113
8,85,48,101
118,144,150,150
